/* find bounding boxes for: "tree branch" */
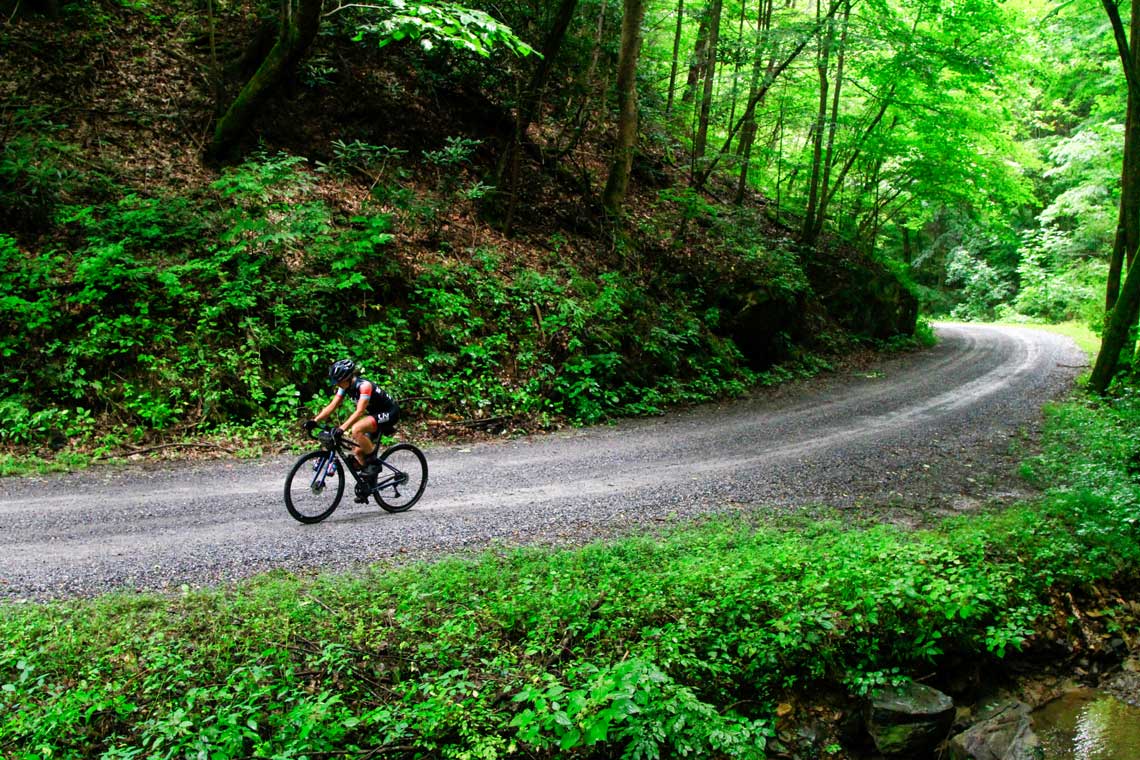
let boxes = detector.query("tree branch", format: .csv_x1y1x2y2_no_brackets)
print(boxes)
1102,0,1140,97
693,0,850,189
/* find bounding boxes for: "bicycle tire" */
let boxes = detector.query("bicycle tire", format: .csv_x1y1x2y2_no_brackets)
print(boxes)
375,443,428,513
284,450,345,523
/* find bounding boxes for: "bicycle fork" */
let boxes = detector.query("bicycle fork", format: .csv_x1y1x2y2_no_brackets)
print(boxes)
310,452,337,492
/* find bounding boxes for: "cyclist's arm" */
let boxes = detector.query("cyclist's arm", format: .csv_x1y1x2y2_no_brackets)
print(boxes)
340,394,370,431
312,392,345,423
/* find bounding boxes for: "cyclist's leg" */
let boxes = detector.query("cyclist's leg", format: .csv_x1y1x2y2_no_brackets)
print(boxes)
350,416,379,467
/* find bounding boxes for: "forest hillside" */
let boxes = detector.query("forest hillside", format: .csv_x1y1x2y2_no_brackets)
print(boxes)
0,0,921,457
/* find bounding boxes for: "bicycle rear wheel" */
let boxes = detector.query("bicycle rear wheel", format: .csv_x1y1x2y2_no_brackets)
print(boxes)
375,443,428,513
284,451,345,523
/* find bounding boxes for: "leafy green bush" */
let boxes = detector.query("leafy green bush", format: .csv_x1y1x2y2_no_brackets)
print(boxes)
946,246,1012,321
1013,248,1105,326
0,494,1132,757
0,112,76,232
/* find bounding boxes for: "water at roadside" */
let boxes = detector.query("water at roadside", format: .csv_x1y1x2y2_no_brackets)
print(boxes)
1033,689,1140,759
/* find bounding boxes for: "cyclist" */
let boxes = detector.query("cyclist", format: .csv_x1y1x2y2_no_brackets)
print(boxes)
305,359,399,477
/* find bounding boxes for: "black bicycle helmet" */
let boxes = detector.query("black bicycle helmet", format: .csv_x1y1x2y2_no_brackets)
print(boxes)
328,359,356,385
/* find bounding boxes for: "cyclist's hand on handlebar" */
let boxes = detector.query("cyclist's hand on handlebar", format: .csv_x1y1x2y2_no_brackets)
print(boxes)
302,420,318,433
332,427,345,442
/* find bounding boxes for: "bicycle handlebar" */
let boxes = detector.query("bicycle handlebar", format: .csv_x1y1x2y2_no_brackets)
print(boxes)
309,424,363,451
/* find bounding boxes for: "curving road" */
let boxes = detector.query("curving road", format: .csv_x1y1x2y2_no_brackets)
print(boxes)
0,324,1085,600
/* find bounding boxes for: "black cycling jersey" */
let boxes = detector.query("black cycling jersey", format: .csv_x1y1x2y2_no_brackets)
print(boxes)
336,377,397,416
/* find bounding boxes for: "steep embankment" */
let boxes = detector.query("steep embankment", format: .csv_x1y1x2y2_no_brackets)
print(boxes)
1,0,915,457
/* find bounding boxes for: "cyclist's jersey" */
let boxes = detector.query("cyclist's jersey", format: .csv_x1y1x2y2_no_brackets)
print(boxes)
336,377,396,416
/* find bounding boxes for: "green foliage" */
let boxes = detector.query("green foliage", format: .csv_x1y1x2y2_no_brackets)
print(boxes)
318,140,408,185
2,143,771,446
657,186,718,244
945,246,1012,321
0,111,76,232
1012,246,1105,325
349,1,536,58
422,136,482,194
911,317,937,347
1022,391,1140,569
511,659,771,758
422,136,481,169
398,253,754,425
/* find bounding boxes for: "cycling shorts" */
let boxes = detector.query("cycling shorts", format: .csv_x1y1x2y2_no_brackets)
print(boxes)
367,403,400,438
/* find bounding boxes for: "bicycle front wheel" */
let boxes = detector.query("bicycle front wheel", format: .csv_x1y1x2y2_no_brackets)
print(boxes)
284,451,345,523
375,443,428,513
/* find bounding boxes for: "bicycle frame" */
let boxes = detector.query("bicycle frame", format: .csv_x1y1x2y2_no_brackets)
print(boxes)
308,429,405,499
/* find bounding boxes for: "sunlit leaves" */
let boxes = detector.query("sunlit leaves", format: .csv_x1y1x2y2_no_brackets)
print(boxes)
347,0,536,58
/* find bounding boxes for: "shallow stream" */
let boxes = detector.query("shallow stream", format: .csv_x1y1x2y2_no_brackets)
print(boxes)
1033,689,1140,759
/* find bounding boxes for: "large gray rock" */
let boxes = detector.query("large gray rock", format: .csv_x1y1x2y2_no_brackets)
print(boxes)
948,700,1041,760
866,681,956,757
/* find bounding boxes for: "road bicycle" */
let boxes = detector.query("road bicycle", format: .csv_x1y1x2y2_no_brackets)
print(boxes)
284,425,428,523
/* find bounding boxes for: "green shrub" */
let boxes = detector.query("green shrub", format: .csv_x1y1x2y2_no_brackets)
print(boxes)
945,246,1012,321
0,112,76,232
1013,252,1106,326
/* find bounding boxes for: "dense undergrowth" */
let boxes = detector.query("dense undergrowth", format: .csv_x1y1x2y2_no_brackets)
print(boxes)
0,146,781,451
2,360,1138,758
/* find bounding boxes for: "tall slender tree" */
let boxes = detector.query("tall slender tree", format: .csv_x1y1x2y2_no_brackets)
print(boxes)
666,0,686,113
1091,0,1140,392
495,0,581,231
692,0,842,189
692,0,724,170
735,0,775,204
682,7,711,103
603,0,648,214
801,0,836,243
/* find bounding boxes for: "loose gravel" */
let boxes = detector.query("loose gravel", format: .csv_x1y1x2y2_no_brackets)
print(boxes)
0,324,1086,601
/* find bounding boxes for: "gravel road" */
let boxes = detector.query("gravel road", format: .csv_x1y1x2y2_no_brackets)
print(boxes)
0,323,1086,601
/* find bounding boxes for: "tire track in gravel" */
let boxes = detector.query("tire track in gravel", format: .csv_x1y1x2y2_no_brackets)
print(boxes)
0,323,1086,600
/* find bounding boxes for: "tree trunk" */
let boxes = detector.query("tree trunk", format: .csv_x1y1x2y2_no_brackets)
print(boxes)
723,0,747,153
692,0,724,171
495,0,580,230
1091,254,1140,392
806,0,849,242
735,0,775,204
682,10,710,104
1091,0,1140,391
603,0,648,215
666,0,685,114
208,0,324,163
692,0,841,189
1103,0,1140,312
585,0,610,93
801,2,833,244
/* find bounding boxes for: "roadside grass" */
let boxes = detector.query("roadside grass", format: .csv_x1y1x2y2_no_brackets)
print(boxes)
3,375,1140,759
1030,320,1100,359
993,318,1100,361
